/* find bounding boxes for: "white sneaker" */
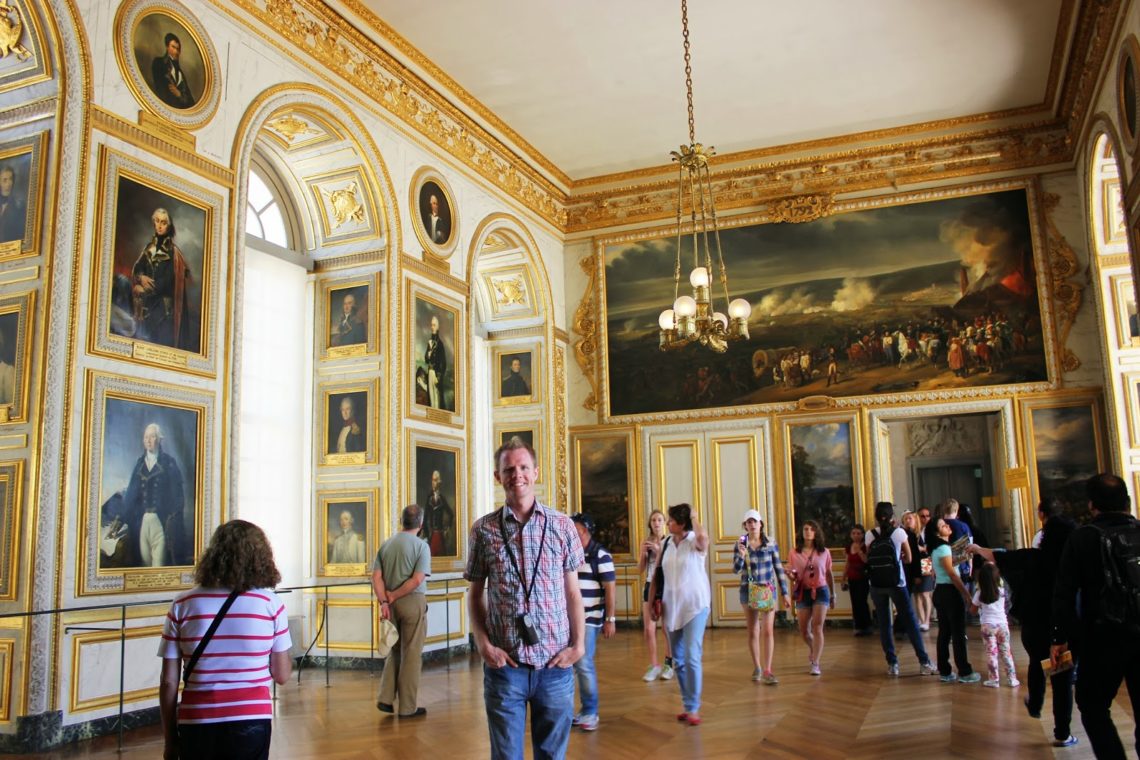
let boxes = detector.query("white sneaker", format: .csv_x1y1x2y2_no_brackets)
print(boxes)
642,665,662,682
577,714,599,731
887,663,900,677
809,662,821,676
983,679,1000,688
919,623,930,631
920,662,937,676
660,662,675,680
1007,678,1021,688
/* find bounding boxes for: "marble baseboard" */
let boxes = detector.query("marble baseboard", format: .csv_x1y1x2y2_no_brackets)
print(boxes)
300,640,473,673
0,706,160,753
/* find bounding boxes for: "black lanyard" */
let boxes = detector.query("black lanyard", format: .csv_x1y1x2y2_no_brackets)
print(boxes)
499,505,548,611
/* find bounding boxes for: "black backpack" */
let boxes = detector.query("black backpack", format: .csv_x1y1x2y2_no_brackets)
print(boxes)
1092,517,1140,635
867,528,900,589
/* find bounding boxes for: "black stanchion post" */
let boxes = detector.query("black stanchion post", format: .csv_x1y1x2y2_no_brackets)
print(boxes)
118,605,126,753
324,586,330,687
444,578,450,671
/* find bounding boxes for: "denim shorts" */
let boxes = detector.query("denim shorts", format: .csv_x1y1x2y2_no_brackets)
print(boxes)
795,584,831,609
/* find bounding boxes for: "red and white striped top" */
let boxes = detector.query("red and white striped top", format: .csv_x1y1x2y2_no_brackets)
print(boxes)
158,587,292,724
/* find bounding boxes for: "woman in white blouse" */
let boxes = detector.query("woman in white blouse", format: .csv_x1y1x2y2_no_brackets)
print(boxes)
659,503,710,726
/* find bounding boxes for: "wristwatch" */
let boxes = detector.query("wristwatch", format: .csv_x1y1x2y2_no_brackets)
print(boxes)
605,616,617,622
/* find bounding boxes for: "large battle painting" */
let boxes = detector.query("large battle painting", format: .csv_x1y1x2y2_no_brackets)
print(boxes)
603,188,1048,416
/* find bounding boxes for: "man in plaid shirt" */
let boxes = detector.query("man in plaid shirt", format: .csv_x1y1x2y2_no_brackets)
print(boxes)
466,437,585,760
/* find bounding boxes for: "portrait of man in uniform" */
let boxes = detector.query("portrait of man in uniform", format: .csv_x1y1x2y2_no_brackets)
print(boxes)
413,297,457,413
326,502,368,565
109,176,206,355
325,390,368,456
328,285,369,349
0,162,27,244
132,12,207,113
98,397,199,570
414,445,458,558
417,180,452,248
498,351,533,400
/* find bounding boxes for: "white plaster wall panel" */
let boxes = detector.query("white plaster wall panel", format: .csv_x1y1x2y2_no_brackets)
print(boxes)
318,601,373,651
711,437,753,540
658,442,699,512
424,594,464,650
72,630,162,712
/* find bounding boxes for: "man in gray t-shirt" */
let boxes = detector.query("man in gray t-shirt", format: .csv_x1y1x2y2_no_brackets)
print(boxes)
371,504,432,717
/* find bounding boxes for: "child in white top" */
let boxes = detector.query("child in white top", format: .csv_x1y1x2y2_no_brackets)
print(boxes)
970,561,1020,688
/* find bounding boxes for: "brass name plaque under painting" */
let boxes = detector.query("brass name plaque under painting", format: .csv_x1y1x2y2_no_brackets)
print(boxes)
124,571,184,591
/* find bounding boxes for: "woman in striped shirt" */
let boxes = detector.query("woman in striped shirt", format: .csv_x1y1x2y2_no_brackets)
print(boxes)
158,520,293,760
733,509,791,684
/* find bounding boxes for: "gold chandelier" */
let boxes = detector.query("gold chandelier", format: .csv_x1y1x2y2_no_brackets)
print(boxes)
658,0,750,354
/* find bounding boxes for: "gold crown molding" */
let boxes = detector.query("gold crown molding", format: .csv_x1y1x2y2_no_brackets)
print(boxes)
554,344,567,510
553,326,569,344
768,194,834,224
334,0,571,189
486,325,545,341
1100,252,1131,268
400,252,469,295
90,106,234,186
228,0,567,228
0,96,56,129
311,248,386,273
1042,192,1083,374
571,253,599,413
564,125,1071,233
1056,0,1123,138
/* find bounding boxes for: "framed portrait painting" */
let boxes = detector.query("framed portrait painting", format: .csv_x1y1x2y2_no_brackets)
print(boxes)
318,489,376,577
114,0,221,128
0,132,47,259
406,277,464,427
407,431,465,573
570,427,637,561
79,371,213,596
494,346,539,406
780,413,861,552
409,167,458,257
320,272,379,359
1110,274,1139,349
1020,392,1107,525
494,421,542,483
0,460,23,601
0,291,34,425
320,379,378,467
90,147,222,376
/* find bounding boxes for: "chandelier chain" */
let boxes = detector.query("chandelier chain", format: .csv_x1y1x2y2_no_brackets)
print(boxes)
681,0,695,145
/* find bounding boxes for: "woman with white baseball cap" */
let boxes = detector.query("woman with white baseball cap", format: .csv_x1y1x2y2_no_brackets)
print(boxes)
733,508,791,684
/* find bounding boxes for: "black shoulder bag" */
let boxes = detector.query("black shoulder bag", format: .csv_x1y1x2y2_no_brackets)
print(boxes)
182,589,241,685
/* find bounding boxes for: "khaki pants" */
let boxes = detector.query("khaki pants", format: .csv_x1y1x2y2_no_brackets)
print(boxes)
378,593,427,715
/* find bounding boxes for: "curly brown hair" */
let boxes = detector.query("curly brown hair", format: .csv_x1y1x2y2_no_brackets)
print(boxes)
194,519,281,593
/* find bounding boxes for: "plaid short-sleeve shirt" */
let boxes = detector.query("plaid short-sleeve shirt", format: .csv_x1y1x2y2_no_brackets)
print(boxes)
464,501,584,667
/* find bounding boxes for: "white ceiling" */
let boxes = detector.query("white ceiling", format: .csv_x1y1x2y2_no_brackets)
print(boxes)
345,0,1065,181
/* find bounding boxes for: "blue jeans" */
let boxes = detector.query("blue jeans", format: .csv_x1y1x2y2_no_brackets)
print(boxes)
483,663,574,760
178,719,271,760
666,607,709,714
573,624,600,716
870,585,930,667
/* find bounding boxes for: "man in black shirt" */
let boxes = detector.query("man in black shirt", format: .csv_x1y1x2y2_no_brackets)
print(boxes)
1052,473,1140,759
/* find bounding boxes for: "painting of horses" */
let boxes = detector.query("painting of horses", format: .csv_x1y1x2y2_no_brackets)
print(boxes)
602,186,1049,417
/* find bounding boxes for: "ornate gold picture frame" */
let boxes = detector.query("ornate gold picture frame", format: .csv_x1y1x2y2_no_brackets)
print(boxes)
1118,35,1140,155
78,371,213,596
0,0,52,95
89,146,222,376
0,460,23,600
409,166,458,258
113,0,221,129
493,345,540,407
406,277,464,428
317,488,376,577
0,290,33,425
319,272,380,360
406,429,465,573
319,378,379,467
570,426,638,562
0,131,47,260
1019,391,1108,525
1110,273,1139,349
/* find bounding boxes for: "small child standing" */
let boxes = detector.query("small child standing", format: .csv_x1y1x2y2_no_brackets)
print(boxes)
971,561,1019,688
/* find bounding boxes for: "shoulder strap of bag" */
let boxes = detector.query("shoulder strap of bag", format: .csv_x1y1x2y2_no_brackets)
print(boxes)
183,589,241,684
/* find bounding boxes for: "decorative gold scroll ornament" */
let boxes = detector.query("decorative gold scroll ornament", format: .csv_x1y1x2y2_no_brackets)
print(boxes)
571,254,599,412
768,193,834,224
554,345,568,510
0,0,31,61
322,182,365,228
266,115,318,142
491,275,526,307
1042,192,1082,373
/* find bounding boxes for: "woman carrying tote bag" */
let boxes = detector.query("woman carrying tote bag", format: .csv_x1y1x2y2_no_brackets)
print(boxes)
733,509,792,684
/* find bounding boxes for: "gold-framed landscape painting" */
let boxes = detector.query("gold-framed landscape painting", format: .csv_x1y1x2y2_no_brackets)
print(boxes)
599,181,1052,420
570,427,637,562
1020,392,1108,525
780,413,862,552
79,371,213,596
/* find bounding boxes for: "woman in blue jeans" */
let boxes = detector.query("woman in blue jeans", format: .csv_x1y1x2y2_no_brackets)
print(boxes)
655,503,710,726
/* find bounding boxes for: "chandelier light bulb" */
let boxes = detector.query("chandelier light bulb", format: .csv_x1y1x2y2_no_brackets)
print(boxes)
728,298,751,320
673,295,698,317
658,309,676,330
712,311,728,329
689,266,710,289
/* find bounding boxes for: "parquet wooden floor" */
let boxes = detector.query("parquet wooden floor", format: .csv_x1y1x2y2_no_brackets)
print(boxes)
10,625,1136,759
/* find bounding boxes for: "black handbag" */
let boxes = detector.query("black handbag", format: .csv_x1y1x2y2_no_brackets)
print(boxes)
182,590,241,685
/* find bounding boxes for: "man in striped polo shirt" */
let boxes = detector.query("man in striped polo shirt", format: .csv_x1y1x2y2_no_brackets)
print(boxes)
570,513,616,732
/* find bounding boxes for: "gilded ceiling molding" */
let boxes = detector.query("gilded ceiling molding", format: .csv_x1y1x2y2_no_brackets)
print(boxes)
768,194,834,224
1042,192,1083,373
91,106,234,185
1056,0,1123,137
564,125,1070,233
234,0,568,228
311,249,386,273
554,345,568,511
553,326,569,344
400,251,470,295
571,253,599,412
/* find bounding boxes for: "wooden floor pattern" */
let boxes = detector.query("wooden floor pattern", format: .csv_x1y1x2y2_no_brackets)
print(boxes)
11,625,1136,759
